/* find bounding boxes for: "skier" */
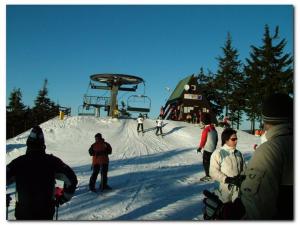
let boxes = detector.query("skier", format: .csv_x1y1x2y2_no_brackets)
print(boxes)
6,126,78,220
209,128,246,203
88,133,112,192
203,93,293,220
137,113,144,133
155,116,163,136
159,106,164,117
192,112,197,124
197,112,218,181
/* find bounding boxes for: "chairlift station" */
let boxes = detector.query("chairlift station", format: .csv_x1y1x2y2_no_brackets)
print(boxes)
78,73,151,117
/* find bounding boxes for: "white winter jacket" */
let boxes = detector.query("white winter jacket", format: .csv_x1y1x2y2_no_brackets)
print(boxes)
156,119,163,127
210,144,245,203
137,117,144,124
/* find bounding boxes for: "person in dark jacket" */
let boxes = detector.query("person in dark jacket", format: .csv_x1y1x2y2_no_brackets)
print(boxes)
203,93,293,220
88,133,112,191
6,126,78,220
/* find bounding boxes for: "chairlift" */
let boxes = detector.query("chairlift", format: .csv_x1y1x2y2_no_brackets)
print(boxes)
78,95,109,116
78,105,96,116
127,95,151,113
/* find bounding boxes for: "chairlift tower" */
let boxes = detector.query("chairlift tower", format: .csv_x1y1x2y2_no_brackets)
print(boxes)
90,74,144,117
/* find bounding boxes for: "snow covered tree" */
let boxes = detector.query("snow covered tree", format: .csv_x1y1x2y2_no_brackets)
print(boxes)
244,25,293,132
214,33,244,127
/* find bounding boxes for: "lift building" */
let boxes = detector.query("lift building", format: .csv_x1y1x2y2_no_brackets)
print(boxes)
162,74,217,124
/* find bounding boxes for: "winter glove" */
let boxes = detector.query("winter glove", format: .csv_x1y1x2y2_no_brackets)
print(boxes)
6,194,12,207
55,187,67,206
203,190,224,220
197,147,202,153
55,195,69,206
225,175,246,187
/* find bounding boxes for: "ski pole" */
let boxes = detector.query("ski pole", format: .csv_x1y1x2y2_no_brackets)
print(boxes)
6,204,8,220
6,194,11,220
54,187,63,220
55,205,59,220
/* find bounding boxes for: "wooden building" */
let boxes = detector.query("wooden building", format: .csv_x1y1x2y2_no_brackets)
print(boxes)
162,74,217,124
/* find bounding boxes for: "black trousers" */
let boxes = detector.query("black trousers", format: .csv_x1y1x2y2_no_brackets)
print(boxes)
203,150,213,176
89,164,109,189
15,202,55,220
137,124,144,132
156,127,162,135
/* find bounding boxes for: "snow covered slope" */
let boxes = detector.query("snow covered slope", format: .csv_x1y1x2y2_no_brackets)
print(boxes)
6,116,260,220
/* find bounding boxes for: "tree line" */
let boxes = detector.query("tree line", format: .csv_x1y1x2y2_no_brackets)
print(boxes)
196,25,293,132
7,79,60,139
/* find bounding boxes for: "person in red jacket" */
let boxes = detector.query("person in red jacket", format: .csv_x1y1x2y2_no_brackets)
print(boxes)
197,113,218,181
88,133,112,192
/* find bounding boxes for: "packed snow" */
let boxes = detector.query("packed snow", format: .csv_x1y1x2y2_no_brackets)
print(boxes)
6,116,260,220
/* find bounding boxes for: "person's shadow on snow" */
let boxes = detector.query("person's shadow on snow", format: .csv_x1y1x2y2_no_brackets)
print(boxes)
163,126,185,136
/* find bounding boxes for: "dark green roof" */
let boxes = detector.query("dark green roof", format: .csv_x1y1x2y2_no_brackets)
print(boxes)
166,74,193,104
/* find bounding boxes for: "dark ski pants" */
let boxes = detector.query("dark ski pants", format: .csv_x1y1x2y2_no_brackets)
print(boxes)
15,202,55,220
89,164,109,189
137,124,144,132
203,150,213,177
156,127,162,135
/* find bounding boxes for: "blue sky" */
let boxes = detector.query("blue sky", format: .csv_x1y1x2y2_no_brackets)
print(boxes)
6,5,294,129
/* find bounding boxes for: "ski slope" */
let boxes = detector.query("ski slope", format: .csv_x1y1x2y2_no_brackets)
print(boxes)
6,116,260,220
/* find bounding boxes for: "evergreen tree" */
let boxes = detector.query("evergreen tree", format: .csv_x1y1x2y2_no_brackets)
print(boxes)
32,79,59,124
214,33,244,127
196,67,222,116
244,25,293,132
6,88,27,138
7,88,26,112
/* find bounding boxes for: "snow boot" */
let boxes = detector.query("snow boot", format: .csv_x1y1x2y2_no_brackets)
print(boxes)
200,176,211,182
89,186,96,192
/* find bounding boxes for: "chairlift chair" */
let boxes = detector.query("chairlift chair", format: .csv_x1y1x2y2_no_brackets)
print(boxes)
127,95,151,113
78,105,96,116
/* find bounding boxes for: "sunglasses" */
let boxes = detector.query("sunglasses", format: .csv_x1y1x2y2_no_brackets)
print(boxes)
230,138,238,141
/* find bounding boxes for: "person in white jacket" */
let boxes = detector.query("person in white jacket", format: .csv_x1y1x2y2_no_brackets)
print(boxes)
137,113,144,133
155,116,163,135
209,128,246,203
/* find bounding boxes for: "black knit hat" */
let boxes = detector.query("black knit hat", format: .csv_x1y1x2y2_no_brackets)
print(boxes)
201,112,211,125
262,93,293,124
95,133,102,139
26,126,45,149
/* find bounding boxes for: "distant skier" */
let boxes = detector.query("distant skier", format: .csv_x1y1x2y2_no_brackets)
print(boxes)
88,133,112,192
6,126,78,220
159,106,164,117
137,113,144,133
197,112,218,181
155,116,163,136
